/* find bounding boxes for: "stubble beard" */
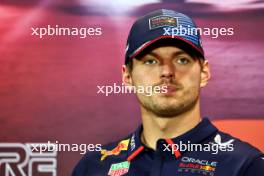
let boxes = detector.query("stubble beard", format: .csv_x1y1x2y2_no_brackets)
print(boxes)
137,86,200,118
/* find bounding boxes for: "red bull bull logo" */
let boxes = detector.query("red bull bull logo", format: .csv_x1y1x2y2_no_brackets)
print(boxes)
101,139,129,161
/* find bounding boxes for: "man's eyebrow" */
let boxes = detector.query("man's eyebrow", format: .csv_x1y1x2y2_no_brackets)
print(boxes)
172,51,188,57
146,50,187,58
144,52,159,58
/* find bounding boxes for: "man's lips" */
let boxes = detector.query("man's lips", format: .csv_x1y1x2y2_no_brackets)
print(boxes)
163,85,176,92
159,84,180,94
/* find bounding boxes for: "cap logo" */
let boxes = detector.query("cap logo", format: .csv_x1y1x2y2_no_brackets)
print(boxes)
149,15,178,30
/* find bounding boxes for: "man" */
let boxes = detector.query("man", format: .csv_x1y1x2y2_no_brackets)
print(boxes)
72,9,264,176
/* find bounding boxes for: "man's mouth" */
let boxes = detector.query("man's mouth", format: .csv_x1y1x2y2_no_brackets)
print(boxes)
159,84,181,95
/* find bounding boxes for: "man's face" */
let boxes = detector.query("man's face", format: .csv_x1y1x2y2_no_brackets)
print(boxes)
122,45,210,117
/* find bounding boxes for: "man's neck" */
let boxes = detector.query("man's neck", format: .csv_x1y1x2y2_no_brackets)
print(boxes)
140,102,201,150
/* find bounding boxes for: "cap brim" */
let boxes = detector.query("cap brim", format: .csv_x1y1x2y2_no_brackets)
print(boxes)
128,36,204,61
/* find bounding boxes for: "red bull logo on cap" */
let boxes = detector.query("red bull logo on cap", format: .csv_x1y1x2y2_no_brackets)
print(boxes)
149,15,178,30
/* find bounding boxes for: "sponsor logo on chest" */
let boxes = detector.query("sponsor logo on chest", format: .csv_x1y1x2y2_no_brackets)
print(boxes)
178,157,217,175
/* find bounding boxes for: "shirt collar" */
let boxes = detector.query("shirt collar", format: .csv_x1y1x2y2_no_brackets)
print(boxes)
126,118,218,161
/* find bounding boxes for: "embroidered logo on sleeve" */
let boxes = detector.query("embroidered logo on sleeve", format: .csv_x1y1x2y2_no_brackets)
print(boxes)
100,139,130,161
214,134,234,147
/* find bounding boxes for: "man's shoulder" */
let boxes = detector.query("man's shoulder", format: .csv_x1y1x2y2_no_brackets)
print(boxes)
71,136,132,176
214,130,263,161
210,130,264,175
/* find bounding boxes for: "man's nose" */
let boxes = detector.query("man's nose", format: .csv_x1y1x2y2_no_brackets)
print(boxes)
160,63,175,80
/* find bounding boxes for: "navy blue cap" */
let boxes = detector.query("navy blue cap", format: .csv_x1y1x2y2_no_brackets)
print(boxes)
125,9,204,64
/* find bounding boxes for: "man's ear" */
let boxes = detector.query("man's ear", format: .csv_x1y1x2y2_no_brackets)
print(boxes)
200,60,211,88
122,65,133,86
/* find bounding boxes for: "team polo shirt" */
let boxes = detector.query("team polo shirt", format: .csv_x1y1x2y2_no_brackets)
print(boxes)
72,118,264,176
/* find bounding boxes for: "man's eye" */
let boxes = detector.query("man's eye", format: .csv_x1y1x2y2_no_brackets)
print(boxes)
144,59,157,65
177,58,189,65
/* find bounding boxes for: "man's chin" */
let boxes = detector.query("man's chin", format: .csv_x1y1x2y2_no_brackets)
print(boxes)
150,101,186,117
152,94,180,104
146,97,198,117
150,107,185,118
